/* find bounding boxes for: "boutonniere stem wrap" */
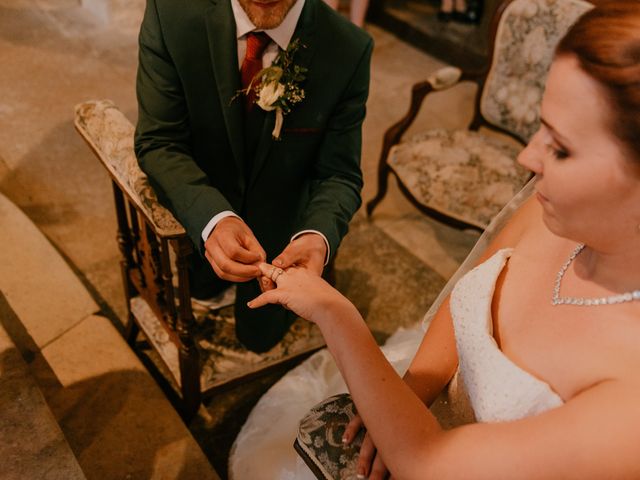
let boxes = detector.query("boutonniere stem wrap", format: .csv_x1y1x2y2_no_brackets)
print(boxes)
245,38,307,139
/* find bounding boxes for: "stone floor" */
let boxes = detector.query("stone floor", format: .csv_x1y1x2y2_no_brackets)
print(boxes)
0,192,219,479
372,0,492,70
0,0,481,478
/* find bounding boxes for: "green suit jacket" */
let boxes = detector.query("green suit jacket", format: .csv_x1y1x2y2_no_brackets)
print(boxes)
134,0,372,263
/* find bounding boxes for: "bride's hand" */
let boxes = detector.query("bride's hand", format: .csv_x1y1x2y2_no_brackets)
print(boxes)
343,414,391,480
247,263,354,324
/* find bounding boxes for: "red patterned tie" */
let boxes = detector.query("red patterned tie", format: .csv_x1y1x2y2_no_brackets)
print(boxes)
241,32,271,111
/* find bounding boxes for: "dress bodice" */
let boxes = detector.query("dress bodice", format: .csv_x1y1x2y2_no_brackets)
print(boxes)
450,248,564,423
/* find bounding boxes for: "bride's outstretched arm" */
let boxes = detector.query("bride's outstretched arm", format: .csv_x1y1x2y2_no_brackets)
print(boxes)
342,297,459,479
249,265,443,477
249,264,640,480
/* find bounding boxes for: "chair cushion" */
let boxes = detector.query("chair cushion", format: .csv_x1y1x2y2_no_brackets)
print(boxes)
388,129,530,230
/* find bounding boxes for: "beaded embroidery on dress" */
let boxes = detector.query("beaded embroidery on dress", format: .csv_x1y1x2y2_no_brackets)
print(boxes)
450,248,564,422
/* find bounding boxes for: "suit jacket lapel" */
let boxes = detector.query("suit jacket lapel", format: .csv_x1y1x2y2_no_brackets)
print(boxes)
248,0,318,189
205,0,245,174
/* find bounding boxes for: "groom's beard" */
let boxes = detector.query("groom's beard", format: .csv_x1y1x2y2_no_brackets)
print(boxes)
238,0,298,30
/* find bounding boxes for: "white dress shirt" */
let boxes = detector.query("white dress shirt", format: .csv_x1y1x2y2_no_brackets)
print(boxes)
201,0,330,264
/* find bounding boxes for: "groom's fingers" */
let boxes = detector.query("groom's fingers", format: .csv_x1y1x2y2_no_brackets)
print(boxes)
240,230,266,263
224,242,262,264
211,216,263,264
274,234,326,276
205,250,257,282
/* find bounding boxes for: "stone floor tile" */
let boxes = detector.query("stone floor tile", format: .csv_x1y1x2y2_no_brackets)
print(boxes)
37,314,219,479
0,323,86,480
41,314,143,387
0,193,98,348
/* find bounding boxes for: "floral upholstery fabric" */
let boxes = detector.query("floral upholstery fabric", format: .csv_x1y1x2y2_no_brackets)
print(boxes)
75,100,184,236
388,129,530,230
480,0,593,142
296,394,362,480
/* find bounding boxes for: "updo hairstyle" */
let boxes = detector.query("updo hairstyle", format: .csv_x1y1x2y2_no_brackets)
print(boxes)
557,0,640,164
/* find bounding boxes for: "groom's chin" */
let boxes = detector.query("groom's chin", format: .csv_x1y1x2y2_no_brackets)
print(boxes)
238,0,298,30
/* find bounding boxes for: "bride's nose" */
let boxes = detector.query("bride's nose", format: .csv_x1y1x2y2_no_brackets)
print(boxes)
517,131,544,175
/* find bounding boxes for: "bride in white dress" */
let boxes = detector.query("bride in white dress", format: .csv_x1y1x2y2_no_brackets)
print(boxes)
231,2,640,478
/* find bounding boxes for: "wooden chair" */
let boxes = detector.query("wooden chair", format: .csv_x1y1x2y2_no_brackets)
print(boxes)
366,0,592,231
74,100,325,421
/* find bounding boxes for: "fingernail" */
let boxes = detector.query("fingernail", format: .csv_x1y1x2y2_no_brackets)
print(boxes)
356,474,366,479
273,258,283,266
262,278,269,286
246,301,253,307
341,435,348,444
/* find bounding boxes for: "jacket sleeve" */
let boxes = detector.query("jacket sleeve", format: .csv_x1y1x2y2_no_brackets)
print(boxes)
134,0,234,252
295,37,372,261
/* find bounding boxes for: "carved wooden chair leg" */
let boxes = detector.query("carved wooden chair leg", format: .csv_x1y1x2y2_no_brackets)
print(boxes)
174,239,202,422
113,183,140,345
365,162,391,217
160,238,177,331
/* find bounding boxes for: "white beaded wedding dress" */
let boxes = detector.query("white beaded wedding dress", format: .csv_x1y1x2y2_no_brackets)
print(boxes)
229,243,564,480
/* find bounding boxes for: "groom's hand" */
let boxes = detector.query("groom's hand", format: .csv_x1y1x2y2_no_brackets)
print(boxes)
260,233,326,291
204,216,265,282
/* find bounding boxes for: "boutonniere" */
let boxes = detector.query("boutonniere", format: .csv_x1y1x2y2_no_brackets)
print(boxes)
245,38,307,139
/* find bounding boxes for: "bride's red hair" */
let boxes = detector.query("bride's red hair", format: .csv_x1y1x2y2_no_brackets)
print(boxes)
557,0,640,163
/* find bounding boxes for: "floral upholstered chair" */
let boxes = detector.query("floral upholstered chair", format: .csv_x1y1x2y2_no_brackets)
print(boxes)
366,0,593,231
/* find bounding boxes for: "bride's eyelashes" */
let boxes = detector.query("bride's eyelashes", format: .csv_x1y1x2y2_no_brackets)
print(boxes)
541,131,570,160
539,121,571,160
546,142,570,160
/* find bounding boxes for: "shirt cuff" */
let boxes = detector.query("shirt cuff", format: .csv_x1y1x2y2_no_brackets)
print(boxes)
201,210,241,242
291,230,330,266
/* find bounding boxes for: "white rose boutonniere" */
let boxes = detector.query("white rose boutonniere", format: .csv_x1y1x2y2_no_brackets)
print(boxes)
256,81,285,111
240,38,307,139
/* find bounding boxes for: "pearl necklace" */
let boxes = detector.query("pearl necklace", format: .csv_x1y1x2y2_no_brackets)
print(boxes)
552,243,640,306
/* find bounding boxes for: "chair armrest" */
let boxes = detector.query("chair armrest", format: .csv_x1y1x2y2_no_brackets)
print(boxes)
426,66,463,90
377,67,482,174
74,99,185,238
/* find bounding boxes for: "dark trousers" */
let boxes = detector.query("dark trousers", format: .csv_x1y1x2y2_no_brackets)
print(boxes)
189,254,294,353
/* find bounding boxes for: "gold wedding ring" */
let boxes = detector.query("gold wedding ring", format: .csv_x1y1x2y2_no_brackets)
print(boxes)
270,267,284,282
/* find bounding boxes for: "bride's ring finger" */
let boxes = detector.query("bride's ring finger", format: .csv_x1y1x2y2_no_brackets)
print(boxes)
270,267,285,282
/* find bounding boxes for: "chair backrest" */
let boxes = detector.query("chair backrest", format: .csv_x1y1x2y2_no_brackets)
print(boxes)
479,0,593,143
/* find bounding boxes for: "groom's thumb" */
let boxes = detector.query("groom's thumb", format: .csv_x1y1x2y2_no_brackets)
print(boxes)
273,252,293,268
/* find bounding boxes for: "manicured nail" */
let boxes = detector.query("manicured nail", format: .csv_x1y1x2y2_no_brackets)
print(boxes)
247,301,253,307
341,435,348,444
356,474,366,479
262,278,269,286
273,258,283,266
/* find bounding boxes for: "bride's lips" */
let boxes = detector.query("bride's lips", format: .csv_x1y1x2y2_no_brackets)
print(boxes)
535,190,550,203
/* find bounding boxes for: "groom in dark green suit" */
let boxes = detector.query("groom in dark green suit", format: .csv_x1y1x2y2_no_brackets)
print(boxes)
134,0,372,352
